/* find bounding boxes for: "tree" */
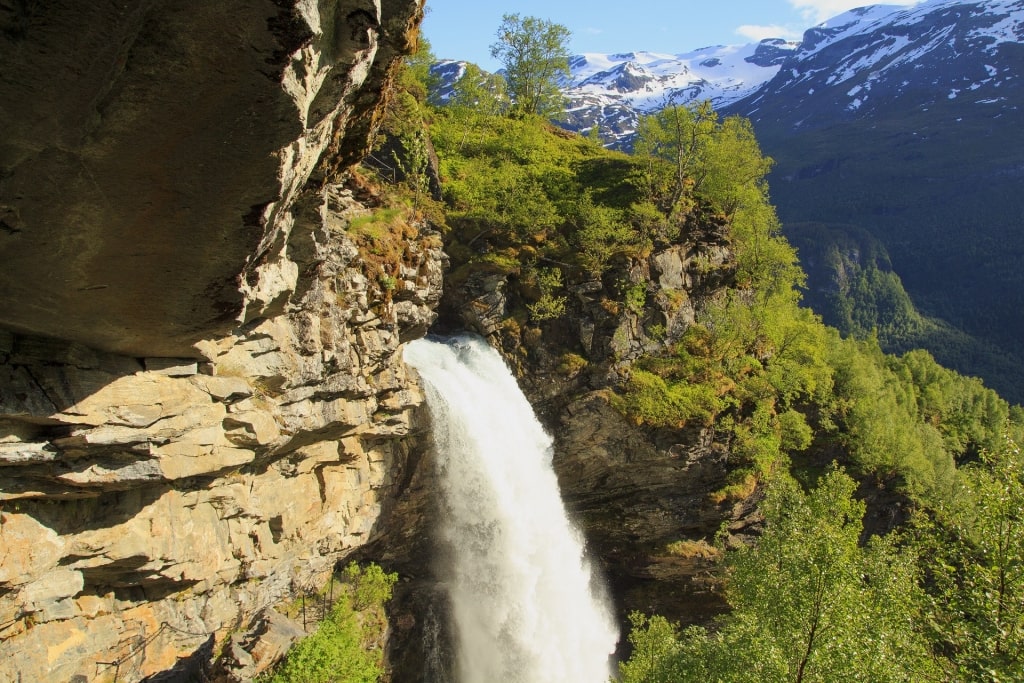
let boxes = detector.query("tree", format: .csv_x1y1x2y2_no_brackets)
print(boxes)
915,436,1024,681
400,35,438,105
619,470,940,683
633,100,717,218
489,14,571,118
450,62,509,118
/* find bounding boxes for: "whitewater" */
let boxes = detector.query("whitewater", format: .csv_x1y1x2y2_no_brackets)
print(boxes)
404,336,618,683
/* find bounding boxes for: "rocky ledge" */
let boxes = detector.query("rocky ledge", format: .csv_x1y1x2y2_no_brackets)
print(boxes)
0,183,443,681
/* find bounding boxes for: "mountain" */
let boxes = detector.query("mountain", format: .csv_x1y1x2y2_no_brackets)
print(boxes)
558,41,797,145
533,0,1024,401
732,0,1024,124
723,0,1024,401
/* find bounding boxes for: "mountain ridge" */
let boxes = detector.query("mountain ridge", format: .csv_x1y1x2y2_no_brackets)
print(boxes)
430,0,1024,401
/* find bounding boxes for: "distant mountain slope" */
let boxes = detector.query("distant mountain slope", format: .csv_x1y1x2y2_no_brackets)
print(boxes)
558,41,796,145
723,0,1024,400
429,0,1024,401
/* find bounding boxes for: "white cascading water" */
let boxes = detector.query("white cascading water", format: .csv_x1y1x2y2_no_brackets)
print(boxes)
404,336,619,683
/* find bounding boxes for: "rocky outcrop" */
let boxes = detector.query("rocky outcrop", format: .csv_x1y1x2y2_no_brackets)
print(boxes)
439,211,761,631
0,184,443,681
0,0,423,358
0,1,437,680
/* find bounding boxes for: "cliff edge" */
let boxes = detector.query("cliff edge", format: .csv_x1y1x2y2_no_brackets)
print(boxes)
0,2,436,681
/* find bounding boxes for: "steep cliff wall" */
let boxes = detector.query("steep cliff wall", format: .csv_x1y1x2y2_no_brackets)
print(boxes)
0,2,436,681
439,211,762,631
0,0,421,357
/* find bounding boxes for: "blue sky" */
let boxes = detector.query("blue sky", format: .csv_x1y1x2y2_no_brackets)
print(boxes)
422,0,920,68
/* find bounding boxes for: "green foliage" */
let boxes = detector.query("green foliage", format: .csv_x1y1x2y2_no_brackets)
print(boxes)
430,105,656,326
620,471,940,683
617,612,687,683
634,100,718,219
448,62,509,118
827,337,958,501
572,191,641,275
913,437,1024,681
635,102,803,300
399,36,438,105
887,349,1008,459
623,282,648,315
262,563,398,683
490,14,571,117
612,369,723,429
525,266,567,321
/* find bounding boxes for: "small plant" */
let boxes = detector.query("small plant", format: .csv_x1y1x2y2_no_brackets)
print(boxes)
624,282,647,315
665,539,721,561
260,563,397,683
708,470,758,505
526,266,567,322
557,352,589,377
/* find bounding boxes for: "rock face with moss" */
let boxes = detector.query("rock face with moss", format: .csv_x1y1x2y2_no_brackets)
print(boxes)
436,203,759,630
0,2,439,681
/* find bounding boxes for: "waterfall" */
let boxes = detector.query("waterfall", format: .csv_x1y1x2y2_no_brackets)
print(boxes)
404,336,619,683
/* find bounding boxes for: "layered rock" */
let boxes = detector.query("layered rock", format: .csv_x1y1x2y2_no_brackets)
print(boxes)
0,184,443,681
0,1,437,680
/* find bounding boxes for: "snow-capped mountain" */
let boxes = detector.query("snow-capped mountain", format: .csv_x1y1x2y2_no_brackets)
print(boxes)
429,41,798,146
553,0,1023,145
559,40,797,142
731,0,1024,127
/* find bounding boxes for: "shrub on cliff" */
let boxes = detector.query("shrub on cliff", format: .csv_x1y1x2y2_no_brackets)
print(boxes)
619,470,940,683
261,563,397,683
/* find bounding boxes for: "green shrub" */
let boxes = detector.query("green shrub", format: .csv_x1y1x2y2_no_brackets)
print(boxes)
261,563,397,683
612,369,723,428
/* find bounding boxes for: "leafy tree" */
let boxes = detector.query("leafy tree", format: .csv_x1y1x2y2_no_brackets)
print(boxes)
620,471,940,683
262,563,398,683
449,62,509,119
915,436,1024,681
489,14,571,117
827,336,957,500
633,100,717,219
570,190,638,274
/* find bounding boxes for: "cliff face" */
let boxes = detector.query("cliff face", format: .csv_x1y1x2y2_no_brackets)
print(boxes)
0,0,421,357
0,2,437,681
438,212,762,631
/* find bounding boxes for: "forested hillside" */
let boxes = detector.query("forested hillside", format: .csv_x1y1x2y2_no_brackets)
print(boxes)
377,34,1024,682
719,0,1024,403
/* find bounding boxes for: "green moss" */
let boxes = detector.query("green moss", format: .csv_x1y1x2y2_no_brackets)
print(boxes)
557,352,589,377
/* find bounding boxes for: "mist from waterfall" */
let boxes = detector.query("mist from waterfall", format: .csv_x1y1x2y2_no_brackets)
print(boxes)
404,336,618,683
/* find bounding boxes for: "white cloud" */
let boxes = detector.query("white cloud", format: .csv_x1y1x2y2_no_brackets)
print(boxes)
583,26,603,35
788,0,922,24
735,23,803,41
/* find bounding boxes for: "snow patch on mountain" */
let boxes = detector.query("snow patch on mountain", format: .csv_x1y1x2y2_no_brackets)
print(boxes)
559,40,797,144
429,0,1024,147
